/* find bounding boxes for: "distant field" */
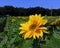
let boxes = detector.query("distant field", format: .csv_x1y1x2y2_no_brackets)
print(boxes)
0,16,60,48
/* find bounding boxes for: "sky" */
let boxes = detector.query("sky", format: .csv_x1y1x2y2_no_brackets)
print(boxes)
0,0,60,9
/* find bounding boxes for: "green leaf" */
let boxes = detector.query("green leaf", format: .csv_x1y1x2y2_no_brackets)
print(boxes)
56,26,60,31
48,17,57,24
7,37,16,48
22,39,33,48
0,36,8,48
16,39,33,48
56,20,60,25
53,32,60,39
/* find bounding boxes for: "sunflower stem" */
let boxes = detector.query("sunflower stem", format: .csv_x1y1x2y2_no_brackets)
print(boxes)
33,38,41,48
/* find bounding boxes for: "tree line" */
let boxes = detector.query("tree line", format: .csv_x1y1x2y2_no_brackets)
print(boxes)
0,6,60,16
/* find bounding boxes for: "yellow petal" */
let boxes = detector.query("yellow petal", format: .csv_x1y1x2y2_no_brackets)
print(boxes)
24,31,31,39
39,30,43,37
40,27,47,30
19,27,22,30
19,31,26,34
33,32,36,39
35,33,39,38
33,35,36,39
43,30,49,34
42,20,47,25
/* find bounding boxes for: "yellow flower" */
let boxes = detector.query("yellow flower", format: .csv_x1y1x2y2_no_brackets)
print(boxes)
50,19,58,25
11,18,16,22
50,17,60,25
19,14,48,39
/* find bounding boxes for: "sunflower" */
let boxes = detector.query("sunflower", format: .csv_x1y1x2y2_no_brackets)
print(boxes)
50,17,60,25
50,19,58,25
11,18,16,22
19,14,48,39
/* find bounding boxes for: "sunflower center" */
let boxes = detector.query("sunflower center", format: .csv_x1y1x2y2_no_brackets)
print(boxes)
30,24,37,30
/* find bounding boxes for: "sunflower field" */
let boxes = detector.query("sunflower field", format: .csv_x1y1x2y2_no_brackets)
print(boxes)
0,14,60,48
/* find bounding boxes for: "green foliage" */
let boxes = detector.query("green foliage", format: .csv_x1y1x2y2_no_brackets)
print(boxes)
0,16,33,48
0,17,6,32
47,17,57,25
0,17,6,25
42,33,60,48
0,16,60,48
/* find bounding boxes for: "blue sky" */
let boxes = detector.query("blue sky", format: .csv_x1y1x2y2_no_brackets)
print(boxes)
0,0,60,9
